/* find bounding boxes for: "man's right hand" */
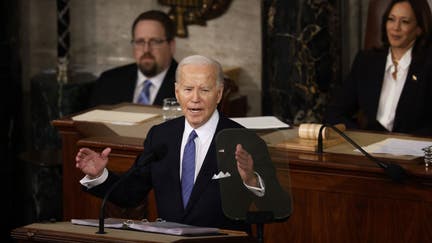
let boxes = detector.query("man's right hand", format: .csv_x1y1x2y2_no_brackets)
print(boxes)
75,147,111,179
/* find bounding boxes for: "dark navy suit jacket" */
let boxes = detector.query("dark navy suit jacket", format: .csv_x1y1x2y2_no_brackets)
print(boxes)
89,60,177,107
87,115,254,230
324,47,432,136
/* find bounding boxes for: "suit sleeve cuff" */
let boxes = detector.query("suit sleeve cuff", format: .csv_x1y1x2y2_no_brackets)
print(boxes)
80,168,109,189
244,171,265,197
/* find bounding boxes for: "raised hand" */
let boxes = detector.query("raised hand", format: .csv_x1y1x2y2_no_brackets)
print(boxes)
75,147,111,179
235,144,258,187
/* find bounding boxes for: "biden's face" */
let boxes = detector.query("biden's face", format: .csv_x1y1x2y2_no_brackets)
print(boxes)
175,64,223,129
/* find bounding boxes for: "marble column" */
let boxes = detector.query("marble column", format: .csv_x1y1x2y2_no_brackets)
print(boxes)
56,0,70,85
262,0,341,124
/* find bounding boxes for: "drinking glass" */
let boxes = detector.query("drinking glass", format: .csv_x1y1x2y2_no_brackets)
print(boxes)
162,98,182,121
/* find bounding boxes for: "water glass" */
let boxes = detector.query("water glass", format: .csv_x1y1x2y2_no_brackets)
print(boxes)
423,146,432,167
162,98,182,121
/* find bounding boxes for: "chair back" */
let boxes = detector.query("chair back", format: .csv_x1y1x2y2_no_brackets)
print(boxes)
364,0,391,49
218,77,238,113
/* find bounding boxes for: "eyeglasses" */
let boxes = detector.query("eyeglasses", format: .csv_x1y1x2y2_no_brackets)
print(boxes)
130,38,168,49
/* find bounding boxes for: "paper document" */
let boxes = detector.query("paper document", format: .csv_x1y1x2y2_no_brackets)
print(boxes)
71,218,220,236
360,138,432,157
72,109,160,125
71,218,124,228
231,116,290,130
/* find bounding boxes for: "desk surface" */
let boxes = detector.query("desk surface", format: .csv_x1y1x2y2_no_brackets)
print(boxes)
11,222,253,243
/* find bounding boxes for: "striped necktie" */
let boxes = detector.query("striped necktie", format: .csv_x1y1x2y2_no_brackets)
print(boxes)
181,130,197,208
137,79,152,104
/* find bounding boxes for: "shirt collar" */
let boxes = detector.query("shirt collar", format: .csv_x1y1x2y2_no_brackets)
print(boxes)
136,66,169,90
385,47,413,71
398,47,412,70
184,110,220,142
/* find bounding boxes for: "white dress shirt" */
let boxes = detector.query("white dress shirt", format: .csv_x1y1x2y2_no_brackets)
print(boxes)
376,47,412,131
133,68,169,104
180,111,219,181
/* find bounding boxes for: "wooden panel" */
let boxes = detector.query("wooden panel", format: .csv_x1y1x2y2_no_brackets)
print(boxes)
265,146,432,243
274,173,432,243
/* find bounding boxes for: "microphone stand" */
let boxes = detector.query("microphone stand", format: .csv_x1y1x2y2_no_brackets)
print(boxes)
96,168,134,234
317,124,406,182
96,147,165,234
246,211,274,243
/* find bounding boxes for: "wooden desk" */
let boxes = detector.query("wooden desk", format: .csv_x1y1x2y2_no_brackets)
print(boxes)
53,104,432,243
11,222,254,243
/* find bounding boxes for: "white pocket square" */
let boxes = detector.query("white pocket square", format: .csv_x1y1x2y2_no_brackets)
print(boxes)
212,171,231,179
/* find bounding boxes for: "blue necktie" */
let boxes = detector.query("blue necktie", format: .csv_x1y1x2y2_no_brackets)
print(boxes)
181,130,197,208
137,80,152,104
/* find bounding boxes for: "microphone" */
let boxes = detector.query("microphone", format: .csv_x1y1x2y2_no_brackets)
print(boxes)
317,124,406,182
97,145,167,234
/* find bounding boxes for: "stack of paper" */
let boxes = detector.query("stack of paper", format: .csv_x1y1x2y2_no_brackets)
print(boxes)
71,218,220,236
231,116,290,130
72,109,160,126
360,138,432,157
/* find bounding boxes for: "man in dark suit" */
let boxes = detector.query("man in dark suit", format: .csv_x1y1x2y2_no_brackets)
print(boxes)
75,55,269,231
90,10,177,107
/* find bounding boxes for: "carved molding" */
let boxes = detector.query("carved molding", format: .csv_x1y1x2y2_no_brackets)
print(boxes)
158,0,232,37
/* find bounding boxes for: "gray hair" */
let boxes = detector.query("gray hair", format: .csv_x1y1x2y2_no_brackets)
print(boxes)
175,55,224,86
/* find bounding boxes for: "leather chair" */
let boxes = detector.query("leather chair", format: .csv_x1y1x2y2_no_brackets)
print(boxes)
218,77,249,117
364,0,391,49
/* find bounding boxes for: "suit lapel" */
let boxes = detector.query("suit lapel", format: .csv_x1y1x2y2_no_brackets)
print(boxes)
125,65,138,101
393,54,423,129
169,118,185,207
368,51,388,118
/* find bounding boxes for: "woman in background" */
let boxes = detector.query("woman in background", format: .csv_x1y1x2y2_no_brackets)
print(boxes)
324,0,432,136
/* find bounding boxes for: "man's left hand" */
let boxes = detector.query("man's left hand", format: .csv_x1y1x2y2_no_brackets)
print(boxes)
235,144,258,187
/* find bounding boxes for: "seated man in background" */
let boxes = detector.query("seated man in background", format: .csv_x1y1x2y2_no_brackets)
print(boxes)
324,0,432,136
90,10,177,107
76,55,273,232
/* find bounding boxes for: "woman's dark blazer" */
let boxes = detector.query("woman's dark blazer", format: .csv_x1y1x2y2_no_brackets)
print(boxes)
324,46,432,136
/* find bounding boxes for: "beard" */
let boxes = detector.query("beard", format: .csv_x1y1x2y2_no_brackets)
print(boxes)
138,52,159,77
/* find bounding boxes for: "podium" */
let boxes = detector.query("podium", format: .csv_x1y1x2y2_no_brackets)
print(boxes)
11,222,255,243
52,104,432,243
